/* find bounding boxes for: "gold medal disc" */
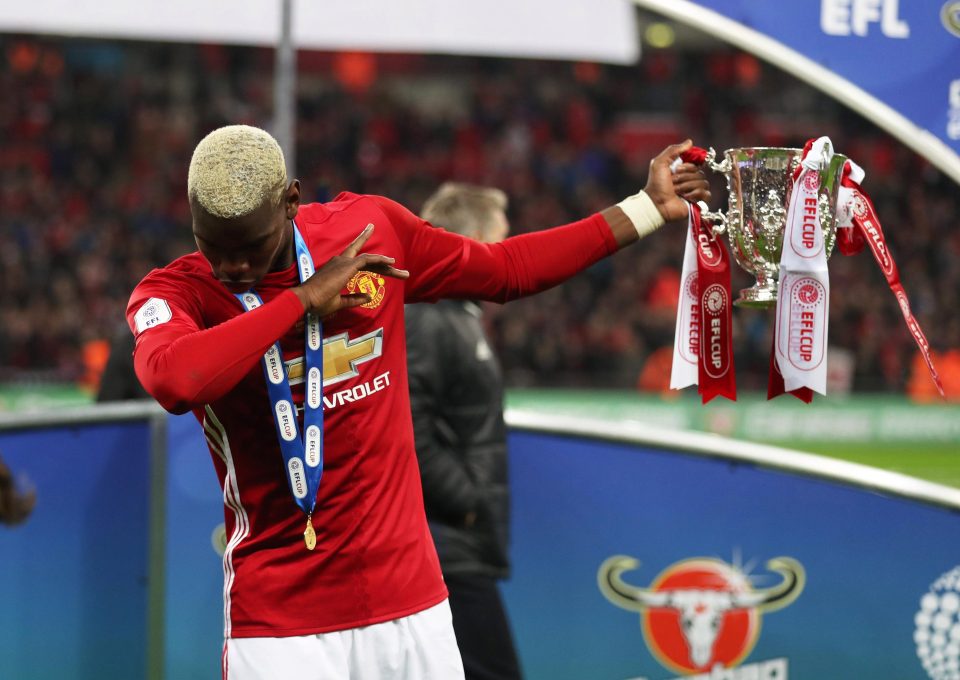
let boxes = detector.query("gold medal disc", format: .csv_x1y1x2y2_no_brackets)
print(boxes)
304,517,317,551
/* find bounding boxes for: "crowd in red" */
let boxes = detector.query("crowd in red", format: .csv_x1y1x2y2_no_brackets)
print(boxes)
1,35,957,396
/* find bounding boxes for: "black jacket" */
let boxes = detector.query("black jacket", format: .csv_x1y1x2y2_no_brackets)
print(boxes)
405,300,510,578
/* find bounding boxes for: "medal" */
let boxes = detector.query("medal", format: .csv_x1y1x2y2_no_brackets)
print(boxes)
304,514,316,551
236,223,325,550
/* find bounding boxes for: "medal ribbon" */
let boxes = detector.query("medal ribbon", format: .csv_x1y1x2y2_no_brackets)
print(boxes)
769,137,832,401
235,224,325,521
837,163,944,397
671,201,736,402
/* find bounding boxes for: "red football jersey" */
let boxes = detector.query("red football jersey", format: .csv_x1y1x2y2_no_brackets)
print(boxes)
128,193,616,638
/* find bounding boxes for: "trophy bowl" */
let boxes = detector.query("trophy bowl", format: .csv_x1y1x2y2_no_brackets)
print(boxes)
702,146,848,308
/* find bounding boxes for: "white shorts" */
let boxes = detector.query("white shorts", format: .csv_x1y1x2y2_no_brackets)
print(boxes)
223,600,465,680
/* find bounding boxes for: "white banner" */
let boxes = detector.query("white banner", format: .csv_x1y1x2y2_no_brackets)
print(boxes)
0,0,638,64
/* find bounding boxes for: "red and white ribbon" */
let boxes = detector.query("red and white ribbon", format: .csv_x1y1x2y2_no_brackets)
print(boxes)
670,205,700,391
769,137,832,400
837,160,944,397
671,201,737,403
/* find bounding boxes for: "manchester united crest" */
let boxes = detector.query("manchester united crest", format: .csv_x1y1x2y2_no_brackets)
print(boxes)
347,271,386,309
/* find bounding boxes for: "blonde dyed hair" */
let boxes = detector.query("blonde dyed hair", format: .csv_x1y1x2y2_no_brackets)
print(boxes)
421,182,507,238
188,125,288,219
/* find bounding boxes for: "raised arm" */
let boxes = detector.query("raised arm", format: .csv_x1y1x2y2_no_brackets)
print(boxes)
391,140,709,304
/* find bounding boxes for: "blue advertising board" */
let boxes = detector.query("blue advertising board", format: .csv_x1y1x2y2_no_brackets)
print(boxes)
0,420,152,680
162,413,225,680
635,0,960,185
3,409,958,679
502,430,960,679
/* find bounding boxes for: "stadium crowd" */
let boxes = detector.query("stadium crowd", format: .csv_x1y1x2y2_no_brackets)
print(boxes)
1,34,957,396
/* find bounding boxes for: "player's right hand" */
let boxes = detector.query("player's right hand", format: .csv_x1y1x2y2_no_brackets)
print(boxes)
292,224,409,317
644,140,711,222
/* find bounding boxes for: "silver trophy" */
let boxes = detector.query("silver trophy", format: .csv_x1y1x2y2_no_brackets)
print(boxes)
700,145,848,307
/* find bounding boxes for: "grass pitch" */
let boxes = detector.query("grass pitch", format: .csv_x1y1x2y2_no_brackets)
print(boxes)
795,442,960,489
506,390,960,490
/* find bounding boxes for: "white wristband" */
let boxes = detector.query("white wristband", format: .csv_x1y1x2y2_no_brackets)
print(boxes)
616,190,665,239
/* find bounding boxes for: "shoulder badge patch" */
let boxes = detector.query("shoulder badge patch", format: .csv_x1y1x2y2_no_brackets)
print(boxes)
347,271,386,309
134,297,173,334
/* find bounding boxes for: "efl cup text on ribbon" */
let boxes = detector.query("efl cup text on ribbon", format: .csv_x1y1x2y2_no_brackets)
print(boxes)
802,197,818,249
860,216,893,276
688,303,700,360
702,284,731,379
783,277,827,370
697,231,722,267
287,458,307,499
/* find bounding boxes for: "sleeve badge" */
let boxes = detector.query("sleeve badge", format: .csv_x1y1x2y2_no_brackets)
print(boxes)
134,298,173,334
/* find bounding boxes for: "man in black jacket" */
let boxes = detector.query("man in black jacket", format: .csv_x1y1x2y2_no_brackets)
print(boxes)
405,183,520,680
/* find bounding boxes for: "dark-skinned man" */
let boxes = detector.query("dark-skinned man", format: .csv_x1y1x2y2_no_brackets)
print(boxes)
127,124,709,679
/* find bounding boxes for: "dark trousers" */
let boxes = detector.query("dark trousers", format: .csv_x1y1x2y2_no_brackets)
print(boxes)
445,572,523,680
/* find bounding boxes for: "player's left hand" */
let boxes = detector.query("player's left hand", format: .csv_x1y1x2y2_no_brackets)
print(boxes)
293,224,409,318
644,140,712,222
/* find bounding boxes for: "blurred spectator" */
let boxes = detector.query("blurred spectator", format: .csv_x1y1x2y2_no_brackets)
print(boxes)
0,33,957,395
96,326,149,401
406,182,523,680
0,454,35,526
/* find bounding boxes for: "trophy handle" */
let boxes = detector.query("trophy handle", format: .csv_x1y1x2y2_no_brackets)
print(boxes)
705,147,732,174
699,206,728,236
700,148,729,236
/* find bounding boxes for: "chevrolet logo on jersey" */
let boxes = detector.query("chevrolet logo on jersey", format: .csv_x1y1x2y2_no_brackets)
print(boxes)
285,328,384,387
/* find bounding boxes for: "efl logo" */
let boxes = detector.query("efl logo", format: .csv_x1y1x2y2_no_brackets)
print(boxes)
796,282,820,306
134,298,172,334
851,193,870,221
704,286,726,316
821,0,909,38
598,555,804,675
802,172,820,193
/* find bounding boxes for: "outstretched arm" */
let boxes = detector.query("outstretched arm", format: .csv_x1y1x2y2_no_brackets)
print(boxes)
393,140,710,304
